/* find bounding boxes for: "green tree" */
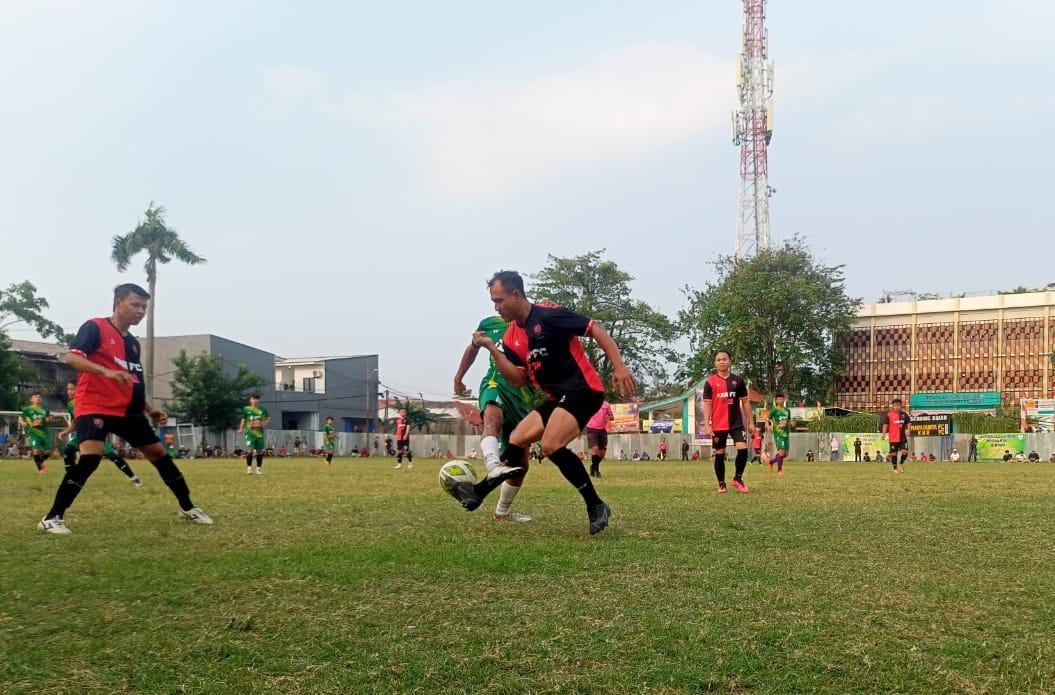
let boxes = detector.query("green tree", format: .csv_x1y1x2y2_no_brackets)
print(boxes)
0,334,35,410
530,250,676,399
678,238,861,403
168,351,266,447
392,398,451,434
111,203,206,403
0,281,71,343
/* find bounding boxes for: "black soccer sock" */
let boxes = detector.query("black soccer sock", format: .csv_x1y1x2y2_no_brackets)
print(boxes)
714,452,726,484
246,453,253,467
549,447,602,507
108,454,136,479
63,446,77,471
256,454,263,468
46,453,102,519
33,454,45,471
397,452,403,463
151,455,194,511
734,448,749,481
326,453,333,463
590,454,602,476
407,451,413,462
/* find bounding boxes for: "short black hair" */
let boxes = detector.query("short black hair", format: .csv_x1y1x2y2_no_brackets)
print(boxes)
714,349,731,360
487,270,525,295
30,391,42,397
249,393,261,400
67,380,77,387
891,397,903,404
114,283,150,302
326,416,334,421
776,391,788,398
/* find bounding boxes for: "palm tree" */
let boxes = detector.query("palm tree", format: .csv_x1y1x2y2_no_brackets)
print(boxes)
392,398,451,434
111,203,206,403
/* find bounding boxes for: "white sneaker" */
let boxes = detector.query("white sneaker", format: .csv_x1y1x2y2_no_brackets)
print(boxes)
485,464,525,481
255,468,263,475
131,476,143,488
38,516,72,535
179,507,214,525
407,462,413,469
393,463,402,469
493,511,532,523
247,466,253,475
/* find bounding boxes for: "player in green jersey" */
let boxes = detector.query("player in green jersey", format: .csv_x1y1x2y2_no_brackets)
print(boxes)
323,416,336,467
767,392,793,476
237,393,270,475
19,392,53,473
454,314,536,522
60,381,142,486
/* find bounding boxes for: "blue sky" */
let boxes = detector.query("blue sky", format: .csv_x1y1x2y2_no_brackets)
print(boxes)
2,1,1052,400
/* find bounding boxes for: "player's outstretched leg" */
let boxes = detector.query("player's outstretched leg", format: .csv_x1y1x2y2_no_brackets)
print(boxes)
255,451,264,475
39,453,103,534
450,444,526,511
714,450,727,493
108,453,142,486
246,451,254,475
63,444,78,472
731,447,750,493
547,447,610,535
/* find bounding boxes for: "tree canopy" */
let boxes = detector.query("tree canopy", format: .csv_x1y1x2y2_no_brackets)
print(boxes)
168,351,266,435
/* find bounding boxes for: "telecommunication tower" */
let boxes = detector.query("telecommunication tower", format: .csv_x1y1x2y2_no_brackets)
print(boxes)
732,0,775,259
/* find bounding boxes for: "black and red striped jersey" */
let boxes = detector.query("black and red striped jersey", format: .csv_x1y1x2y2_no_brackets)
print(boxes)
702,372,748,431
883,410,911,443
68,318,146,417
395,417,411,440
502,304,604,397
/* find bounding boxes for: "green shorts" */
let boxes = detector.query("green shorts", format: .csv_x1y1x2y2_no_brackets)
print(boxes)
28,432,52,451
245,431,266,452
325,441,335,452
774,434,789,452
479,377,532,444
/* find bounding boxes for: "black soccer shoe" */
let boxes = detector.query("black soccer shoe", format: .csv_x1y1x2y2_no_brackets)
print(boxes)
588,502,612,536
451,481,483,512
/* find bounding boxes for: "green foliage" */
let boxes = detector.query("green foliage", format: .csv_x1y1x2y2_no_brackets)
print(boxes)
168,351,266,433
391,397,451,434
530,249,676,399
0,280,71,344
805,413,880,433
0,333,34,410
679,238,861,402
110,203,207,282
953,411,1020,434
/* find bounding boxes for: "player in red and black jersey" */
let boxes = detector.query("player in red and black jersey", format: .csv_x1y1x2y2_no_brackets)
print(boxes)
393,408,413,469
882,397,912,473
453,270,635,535
37,284,213,535
701,350,756,493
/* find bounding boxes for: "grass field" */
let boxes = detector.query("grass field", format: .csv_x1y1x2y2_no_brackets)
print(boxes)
2,456,1054,694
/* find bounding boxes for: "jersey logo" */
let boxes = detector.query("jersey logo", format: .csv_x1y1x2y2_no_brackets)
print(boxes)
533,325,541,335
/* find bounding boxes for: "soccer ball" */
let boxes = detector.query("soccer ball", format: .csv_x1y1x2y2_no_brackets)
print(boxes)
438,460,477,497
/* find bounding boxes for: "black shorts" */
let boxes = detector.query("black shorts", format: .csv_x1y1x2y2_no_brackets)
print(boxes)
712,428,747,449
75,414,160,450
537,390,605,432
889,441,908,453
396,438,410,451
586,427,608,450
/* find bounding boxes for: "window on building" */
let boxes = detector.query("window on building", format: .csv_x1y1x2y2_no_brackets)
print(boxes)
302,377,315,393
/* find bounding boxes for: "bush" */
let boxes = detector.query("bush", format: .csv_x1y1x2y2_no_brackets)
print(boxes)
805,414,880,433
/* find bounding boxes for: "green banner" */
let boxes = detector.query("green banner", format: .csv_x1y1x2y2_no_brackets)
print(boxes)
841,433,889,461
976,434,1026,461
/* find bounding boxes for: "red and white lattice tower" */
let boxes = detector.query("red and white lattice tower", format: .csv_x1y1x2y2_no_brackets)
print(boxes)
732,0,775,259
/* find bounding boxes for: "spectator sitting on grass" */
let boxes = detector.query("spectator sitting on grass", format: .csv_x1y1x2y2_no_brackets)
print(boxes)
1027,451,1040,462
1049,452,1055,463
1014,451,1025,462
631,450,641,461
1002,450,1013,462
805,450,815,462
691,450,701,460
950,449,961,462
640,451,650,461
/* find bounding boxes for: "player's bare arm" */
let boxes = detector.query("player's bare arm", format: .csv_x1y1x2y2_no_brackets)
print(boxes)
453,343,481,396
236,418,246,433
145,402,168,425
473,331,526,387
741,397,755,435
586,322,635,397
702,400,714,438
66,352,134,386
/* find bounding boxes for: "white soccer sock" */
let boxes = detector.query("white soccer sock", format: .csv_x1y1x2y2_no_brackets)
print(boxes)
494,481,520,516
481,436,501,473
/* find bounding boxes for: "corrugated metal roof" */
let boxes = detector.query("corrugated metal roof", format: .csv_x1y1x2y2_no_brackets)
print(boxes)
9,339,66,357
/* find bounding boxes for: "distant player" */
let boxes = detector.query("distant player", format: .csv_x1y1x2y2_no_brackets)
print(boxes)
768,392,793,476
701,350,755,493
584,401,613,478
38,283,212,534
237,393,270,475
19,392,52,473
323,416,336,467
882,397,911,473
60,380,142,487
454,314,537,521
750,428,763,465
452,270,636,535
393,409,413,469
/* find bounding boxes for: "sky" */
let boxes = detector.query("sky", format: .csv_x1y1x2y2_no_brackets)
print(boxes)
2,1,1053,401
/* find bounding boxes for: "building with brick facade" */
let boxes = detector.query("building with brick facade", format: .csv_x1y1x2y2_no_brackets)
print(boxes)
836,291,1055,411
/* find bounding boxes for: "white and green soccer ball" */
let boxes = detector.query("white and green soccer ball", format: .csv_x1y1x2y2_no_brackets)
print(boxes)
438,460,477,497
